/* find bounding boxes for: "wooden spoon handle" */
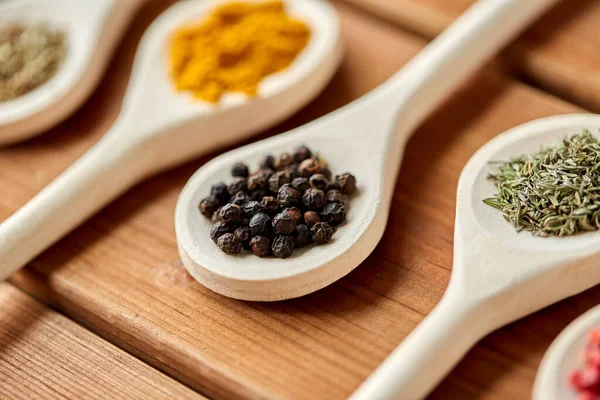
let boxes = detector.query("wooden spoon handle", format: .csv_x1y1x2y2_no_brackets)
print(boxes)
350,288,487,400
351,1,560,397
378,0,560,135
0,124,147,280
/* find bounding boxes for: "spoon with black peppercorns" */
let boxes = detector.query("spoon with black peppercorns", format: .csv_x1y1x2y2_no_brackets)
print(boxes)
176,0,558,303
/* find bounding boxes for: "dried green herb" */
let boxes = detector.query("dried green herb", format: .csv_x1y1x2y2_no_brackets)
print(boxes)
483,130,600,237
0,23,66,102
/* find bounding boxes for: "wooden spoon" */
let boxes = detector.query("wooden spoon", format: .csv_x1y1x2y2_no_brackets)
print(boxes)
0,0,143,145
175,0,558,302
0,0,342,277
352,114,600,399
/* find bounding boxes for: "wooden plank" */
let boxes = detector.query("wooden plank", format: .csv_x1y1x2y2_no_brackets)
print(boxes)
1,1,599,399
0,283,204,400
344,0,600,111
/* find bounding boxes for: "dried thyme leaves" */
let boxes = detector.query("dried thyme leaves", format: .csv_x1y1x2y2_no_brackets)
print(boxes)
483,130,600,237
0,23,66,102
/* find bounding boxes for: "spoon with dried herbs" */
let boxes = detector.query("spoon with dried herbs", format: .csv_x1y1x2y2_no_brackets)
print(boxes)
0,0,143,145
353,114,600,400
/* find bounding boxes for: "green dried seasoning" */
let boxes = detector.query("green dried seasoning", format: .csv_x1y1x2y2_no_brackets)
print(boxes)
0,23,66,102
483,130,600,237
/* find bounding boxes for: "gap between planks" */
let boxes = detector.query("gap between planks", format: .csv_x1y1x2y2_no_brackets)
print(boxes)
0,282,207,400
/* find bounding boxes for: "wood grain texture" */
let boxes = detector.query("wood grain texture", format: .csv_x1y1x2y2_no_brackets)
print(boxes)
344,0,600,112
1,1,599,399
0,283,204,400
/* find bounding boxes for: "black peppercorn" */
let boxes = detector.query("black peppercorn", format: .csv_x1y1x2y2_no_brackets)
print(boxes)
231,162,249,178
234,226,252,249
302,188,326,210
272,235,295,258
277,184,301,208
242,201,263,218
272,211,296,235
284,164,298,179
247,176,260,192
298,158,321,177
249,212,272,237
283,207,302,223
336,173,357,195
260,196,278,215
326,182,340,192
230,191,248,206
268,170,292,193
311,222,334,244
217,233,242,254
293,145,312,163
326,189,345,205
248,189,268,201
260,154,275,170
274,152,294,170
210,182,230,204
247,168,273,191
210,221,232,243
199,195,220,218
250,236,271,257
303,211,320,227
320,203,346,226
309,174,328,191
228,177,247,195
292,177,310,193
217,203,242,224
211,206,222,224
294,224,311,247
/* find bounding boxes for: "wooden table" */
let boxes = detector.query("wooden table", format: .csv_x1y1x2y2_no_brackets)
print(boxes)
1,0,599,398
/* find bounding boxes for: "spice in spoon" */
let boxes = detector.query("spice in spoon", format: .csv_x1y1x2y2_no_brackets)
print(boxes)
483,130,600,237
169,0,310,103
568,329,600,398
0,23,66,102
198,146,358,258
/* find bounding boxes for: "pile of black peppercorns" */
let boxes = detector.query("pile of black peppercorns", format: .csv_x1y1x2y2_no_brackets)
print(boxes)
198,146,357,258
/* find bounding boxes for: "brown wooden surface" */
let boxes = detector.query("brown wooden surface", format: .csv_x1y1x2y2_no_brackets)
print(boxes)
1,0,600,399
0,283,204,400
345,0,600,112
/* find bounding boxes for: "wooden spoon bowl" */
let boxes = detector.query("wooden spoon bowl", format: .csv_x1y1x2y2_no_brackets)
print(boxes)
176,113,385,301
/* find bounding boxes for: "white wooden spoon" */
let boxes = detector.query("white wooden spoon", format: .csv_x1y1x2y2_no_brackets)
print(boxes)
352,114,600,400
175,0,558,301
0,0,143,145
0,0,342,277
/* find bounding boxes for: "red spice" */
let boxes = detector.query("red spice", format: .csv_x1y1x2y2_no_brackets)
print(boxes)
570,329,600,400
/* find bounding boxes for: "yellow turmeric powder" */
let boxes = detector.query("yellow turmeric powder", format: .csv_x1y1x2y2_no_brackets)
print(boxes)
170,1,311,103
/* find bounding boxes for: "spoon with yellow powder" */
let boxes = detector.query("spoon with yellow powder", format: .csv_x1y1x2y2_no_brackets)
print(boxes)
0,1,342,276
